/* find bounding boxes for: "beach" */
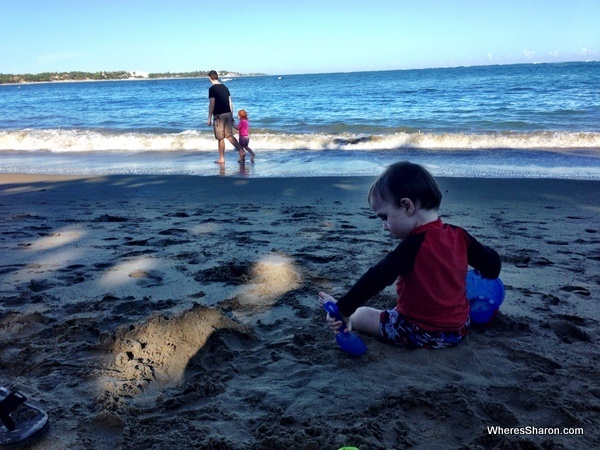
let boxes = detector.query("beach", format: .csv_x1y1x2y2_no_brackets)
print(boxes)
0,173,598,449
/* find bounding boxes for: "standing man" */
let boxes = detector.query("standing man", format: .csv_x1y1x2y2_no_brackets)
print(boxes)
207,70,245,164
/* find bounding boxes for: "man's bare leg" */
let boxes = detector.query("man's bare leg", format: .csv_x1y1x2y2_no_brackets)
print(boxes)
215,139,225,164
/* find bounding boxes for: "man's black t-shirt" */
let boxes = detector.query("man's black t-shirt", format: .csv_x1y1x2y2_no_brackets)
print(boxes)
209,84,231,116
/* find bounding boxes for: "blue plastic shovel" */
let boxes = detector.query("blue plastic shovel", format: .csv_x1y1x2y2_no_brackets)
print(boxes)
322,301,367,356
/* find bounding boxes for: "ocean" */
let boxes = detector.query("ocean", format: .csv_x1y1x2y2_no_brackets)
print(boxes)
1,61,599,179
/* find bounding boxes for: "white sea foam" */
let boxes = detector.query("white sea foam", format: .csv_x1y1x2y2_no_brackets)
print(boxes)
1,129,600,153
0,129,214,152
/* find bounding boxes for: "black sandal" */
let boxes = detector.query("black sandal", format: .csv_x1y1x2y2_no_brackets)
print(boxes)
0,386,49,449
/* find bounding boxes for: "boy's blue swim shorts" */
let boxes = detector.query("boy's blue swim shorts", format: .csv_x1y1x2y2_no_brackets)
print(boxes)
380,309,469,349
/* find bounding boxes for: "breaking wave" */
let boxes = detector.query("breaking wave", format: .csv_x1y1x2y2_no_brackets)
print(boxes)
1,129,600,153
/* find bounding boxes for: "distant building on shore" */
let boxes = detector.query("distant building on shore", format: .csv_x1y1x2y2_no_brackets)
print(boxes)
129,71,149,79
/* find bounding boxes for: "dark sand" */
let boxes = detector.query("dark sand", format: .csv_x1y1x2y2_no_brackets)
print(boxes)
1,174,598,449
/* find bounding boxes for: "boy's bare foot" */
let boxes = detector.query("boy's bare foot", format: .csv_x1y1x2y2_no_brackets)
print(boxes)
215,159,225,164
318,291,336,306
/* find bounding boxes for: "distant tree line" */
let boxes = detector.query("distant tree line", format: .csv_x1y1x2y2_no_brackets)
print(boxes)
0,71,131,84
0,70,265,84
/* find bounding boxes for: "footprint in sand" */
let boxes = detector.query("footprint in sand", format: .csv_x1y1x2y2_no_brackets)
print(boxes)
0,264,27,275
194,261,252,285
559,285,591,296
551,320,591,343
505,347,562,375
164,211,189,218
129,269,164,287
94,214,129,223
28,278,58,292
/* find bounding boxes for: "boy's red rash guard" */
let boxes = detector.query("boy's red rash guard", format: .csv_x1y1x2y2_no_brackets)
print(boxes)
336,219,502,331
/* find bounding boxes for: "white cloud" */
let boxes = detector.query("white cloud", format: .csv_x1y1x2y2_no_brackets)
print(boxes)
522,49,536,59
579,47,600,59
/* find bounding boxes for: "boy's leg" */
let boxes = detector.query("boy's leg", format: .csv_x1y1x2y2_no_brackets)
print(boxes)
349,307,382,336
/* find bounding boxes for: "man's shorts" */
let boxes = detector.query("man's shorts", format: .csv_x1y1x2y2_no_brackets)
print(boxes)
380,309,469,349
213,113,233,140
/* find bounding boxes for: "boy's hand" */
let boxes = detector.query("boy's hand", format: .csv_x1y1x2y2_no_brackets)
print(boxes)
318,292,350,333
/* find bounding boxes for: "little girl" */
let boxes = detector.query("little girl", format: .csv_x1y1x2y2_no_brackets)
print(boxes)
233,109,255,161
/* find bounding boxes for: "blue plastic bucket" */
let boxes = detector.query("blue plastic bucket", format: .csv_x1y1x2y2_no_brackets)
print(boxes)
466,270,505,325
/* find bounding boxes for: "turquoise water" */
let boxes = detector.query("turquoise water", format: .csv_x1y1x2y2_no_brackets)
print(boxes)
1,62,599,178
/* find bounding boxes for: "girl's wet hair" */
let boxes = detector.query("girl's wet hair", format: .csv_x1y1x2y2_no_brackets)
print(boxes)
238,109,248,119
368,161,442,210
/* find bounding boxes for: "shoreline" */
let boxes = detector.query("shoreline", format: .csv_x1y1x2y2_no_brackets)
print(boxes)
1,174,598,449
0,73,266,87
1,148,600,180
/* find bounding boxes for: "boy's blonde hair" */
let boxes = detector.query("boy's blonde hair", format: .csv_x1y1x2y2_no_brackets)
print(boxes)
368,161,442,210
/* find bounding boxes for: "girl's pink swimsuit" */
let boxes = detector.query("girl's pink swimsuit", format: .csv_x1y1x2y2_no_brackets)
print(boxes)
237,119,249,137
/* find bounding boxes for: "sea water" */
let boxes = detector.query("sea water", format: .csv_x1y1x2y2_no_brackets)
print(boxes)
1,62,599,179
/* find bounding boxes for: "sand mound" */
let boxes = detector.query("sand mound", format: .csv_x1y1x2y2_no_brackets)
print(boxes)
109,304,251,391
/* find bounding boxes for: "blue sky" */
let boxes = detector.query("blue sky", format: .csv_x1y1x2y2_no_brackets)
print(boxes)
1,0,598,75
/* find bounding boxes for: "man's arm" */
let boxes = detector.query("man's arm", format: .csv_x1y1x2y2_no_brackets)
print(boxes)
208,98,215,125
